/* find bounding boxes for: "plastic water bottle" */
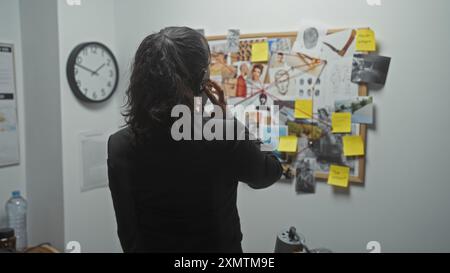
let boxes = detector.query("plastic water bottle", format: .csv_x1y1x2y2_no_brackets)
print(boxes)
5,191,28,251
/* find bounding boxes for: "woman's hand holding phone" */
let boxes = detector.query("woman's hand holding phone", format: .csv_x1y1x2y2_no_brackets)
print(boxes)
202,80,227,114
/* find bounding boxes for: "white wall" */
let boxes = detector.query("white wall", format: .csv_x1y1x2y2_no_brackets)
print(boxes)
0,0,27,228
114,0,450,252
20,0,65,250
57,0,122,252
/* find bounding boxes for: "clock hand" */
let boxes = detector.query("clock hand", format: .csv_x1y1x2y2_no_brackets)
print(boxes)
92,63,106,76
76,63,99,76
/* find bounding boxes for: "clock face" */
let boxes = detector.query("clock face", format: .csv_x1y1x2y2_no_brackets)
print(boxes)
67,42,119,103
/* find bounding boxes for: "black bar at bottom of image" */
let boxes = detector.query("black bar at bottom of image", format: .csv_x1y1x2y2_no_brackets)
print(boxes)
3,253,449,271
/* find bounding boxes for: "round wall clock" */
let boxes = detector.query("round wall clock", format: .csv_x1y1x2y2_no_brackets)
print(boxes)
66,42,119,103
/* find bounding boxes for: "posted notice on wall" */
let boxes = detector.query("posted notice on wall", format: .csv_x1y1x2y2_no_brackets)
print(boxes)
0,44,20,167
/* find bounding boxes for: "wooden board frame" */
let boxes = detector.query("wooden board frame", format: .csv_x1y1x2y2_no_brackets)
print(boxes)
207,30,367,183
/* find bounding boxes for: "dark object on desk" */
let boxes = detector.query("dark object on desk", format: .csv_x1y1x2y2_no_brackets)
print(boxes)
274,226,333,253
274,226,307,253
0,228,16,252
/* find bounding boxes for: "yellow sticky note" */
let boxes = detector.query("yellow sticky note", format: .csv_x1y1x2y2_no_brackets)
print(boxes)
332,112,352,133
328,165,350,188
278,136,298,153
295,99,313,119
356,29,376,52
343,136,365,156
251,42,269,62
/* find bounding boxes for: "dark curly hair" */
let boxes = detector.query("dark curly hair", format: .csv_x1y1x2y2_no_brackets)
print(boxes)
123,27,210,142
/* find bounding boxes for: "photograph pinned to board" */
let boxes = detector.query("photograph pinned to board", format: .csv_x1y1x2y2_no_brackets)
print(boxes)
351,54,391,85
311,124,344,164
245,110,272,133
273,100,295,125
231,61,251,99
226,29,240,53
227,63,269,100
335,96,374,124
295,157,317,194
268,38,292,55
279,153,297,182
272,100,323,143
268,51,289,69
247,63,269,96
260,125,288,153
208,40,237,97
208,38,272,101
314,124,361,178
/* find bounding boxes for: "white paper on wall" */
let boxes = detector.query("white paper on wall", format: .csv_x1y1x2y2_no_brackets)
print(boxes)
79,131,108,192
0,44,20,167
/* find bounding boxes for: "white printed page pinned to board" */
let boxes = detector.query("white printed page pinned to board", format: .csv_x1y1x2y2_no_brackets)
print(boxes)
0,44,20,167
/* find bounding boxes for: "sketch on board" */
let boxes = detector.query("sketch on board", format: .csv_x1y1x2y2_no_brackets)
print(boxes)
292,26,326,59
322,57,360,102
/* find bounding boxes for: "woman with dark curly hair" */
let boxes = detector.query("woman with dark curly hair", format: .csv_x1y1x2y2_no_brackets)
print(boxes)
107,26,282,253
